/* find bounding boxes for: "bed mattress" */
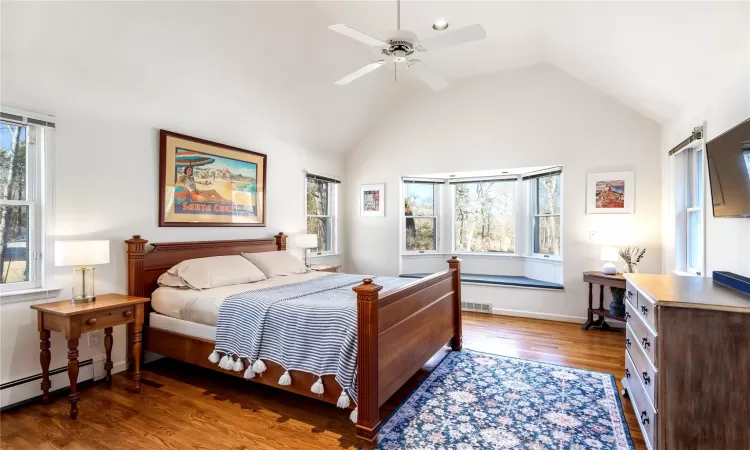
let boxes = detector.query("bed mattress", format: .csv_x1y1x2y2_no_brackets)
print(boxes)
150,271,331,327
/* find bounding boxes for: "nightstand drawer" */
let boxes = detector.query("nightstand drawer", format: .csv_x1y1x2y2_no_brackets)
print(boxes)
80,306,135,332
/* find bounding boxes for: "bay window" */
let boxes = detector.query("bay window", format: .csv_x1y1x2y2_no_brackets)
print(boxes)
526,170,562,257
404,180,439,252
452,179,515,253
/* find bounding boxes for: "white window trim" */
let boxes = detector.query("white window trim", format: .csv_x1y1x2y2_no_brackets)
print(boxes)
529,174,564,261
685,146,705,275
449,177,518,255
402,180,441,255
304,172,339,257
0,107,57,298
671,136,706,276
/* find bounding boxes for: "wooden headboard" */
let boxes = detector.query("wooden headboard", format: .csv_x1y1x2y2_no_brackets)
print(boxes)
125,233,287,300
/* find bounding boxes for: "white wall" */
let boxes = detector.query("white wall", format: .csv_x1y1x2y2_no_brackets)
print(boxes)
660,35,750,277
346,64,662,321
0,2,348,405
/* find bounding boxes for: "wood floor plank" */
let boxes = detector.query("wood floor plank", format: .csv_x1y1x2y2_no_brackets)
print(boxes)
1,313,644,449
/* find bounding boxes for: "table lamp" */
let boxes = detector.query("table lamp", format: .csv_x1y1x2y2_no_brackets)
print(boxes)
600,247,619,275
55,240,110,303
295,234,318,268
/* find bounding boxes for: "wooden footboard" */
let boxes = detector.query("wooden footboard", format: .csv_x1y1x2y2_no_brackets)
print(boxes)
352,257,462,441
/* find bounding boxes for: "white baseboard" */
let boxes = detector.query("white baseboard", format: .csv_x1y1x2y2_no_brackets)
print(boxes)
491,307,587,324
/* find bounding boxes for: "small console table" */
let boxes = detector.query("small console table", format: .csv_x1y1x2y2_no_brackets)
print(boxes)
582,271,626,330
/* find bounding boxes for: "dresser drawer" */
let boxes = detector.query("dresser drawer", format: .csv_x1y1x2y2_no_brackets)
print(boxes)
626,324,657,407
80,306,135,332
625,351,657,450
625,300,658,367
636,288,658,332
625,281,638,311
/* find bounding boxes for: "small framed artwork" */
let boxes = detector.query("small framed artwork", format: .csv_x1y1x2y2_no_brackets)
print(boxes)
159,130,267,227
586,171,634,214
360,183,385,216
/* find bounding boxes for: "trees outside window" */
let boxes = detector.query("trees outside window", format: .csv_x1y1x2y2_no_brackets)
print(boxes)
454,180,515,253
532,174,561,256
404,182,438,251
306,175,338,254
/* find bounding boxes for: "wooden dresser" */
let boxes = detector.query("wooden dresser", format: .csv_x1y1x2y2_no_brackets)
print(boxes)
622,274,750,450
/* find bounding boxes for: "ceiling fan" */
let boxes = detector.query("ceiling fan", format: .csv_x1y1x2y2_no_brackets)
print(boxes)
328,0,486,91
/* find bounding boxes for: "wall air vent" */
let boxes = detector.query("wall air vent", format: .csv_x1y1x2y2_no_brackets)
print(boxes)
461,301,492,314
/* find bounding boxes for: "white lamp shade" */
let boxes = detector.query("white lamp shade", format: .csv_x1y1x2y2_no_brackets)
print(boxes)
600,247,619,262
295,234,318,250
55,240,110,267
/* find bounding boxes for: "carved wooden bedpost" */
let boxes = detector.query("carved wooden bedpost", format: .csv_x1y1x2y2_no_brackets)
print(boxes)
448,256,463,351
125,235,148,372
353,278,383,442
275,232,287,251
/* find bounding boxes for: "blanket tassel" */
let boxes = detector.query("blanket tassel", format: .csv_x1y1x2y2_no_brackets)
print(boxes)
311,377,325,396
252,358,267,374
349,407,358,423
208,350,220,364
336,390,350,409
278,370,292,386
218,354,231,370
243,366,256,379
232,358,244,372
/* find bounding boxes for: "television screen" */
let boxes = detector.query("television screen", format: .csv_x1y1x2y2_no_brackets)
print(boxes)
706,118,750,217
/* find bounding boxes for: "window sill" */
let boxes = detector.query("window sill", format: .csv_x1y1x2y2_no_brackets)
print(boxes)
310,253,341,259
401,252,563,264
0,287,63,305
671,269,702,277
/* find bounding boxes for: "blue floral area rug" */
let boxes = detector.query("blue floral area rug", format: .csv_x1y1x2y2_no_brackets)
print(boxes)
377,350,633,450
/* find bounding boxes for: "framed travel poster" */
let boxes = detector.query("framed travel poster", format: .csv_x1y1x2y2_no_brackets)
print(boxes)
360,183,385,216
586,171,634,214
159,130,266,227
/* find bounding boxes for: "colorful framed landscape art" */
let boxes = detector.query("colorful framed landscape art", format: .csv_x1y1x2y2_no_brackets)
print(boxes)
586,171,634,214
159,130,266,227
360,183,385,216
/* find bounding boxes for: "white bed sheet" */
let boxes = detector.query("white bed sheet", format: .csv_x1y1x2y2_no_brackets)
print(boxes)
151,271,331,327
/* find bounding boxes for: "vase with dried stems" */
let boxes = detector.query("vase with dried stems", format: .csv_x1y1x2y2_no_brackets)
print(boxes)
618,247,646,273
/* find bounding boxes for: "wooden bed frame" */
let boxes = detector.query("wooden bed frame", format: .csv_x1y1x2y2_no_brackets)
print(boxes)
125,233,462,441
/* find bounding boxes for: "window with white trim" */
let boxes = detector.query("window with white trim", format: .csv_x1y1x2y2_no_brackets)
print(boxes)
685,146,704,274
0,112,53,292
452,179,515,253
404,181,439,252
529,172,562,257
305,173,339,255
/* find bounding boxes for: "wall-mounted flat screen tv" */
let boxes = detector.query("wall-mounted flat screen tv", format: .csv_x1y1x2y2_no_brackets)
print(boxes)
706,118,750,217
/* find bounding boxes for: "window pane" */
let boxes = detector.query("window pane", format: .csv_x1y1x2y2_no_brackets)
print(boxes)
693,150,703,208
454,181,515,253
534,215,560,255
405,217,436,251
306,216,332,252
0,122,28,201
687,210,701,270
0,205,30,284
404,183,435,217
536,175,560,214
306,178,329,216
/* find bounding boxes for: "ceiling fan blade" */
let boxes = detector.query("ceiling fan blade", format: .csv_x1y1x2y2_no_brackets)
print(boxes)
407,60,448,91
328,24,388,48
334,61,386,86
419,24,486,51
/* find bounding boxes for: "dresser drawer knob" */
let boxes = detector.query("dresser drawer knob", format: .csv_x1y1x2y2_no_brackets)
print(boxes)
123,310,133,318
625,338,632,348
86,318,97,326
642,372,651,385
624,312,631,321
641,337,651,349
625,368,630,379
640,410,650,425
627,290,633,299
641,305,649,315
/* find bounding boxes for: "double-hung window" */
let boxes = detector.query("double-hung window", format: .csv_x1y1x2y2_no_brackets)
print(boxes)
403,180,440,252
451,178,515,253
526,170,562,257
1,111,54,293
685,146,704,274
305,173,340,255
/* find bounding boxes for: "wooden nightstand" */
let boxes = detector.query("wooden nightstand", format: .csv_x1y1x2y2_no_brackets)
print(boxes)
31,293,150,419
309,264,341,273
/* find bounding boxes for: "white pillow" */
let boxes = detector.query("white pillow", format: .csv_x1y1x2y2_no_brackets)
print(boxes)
240,251,308,278
158,255,267,290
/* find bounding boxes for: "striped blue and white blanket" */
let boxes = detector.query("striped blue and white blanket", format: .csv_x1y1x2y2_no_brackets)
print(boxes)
209,273,412,413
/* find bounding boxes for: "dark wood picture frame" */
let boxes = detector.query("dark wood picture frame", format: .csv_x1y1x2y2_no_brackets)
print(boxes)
159,130,267,227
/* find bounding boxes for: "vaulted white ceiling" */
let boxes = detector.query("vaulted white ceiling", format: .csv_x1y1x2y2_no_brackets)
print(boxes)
317,0,749,124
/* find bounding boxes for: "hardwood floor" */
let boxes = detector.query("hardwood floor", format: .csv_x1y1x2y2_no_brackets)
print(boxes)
0,313,644,449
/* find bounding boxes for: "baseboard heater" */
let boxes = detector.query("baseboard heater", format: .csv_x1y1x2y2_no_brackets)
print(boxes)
461,301,492,313
0,358,93,412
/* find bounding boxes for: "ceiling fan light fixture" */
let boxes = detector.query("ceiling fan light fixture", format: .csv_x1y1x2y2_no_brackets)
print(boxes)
432,18,449,31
